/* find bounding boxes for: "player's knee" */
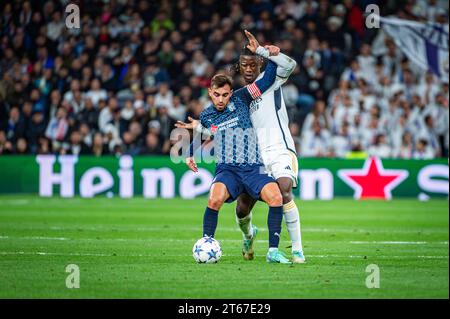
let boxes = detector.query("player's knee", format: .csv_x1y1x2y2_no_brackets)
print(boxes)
208,196,225,211
277,179,293,204
281,191,293,204
266,191,283,207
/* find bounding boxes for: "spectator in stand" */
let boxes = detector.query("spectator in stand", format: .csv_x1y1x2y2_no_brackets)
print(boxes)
86,78,108,108
98,98,119,133
168,96,187,122
154,83,174,110
45,107,68,144
331,121,354,158
91,132,110,157
368,133,393,158
27,111,46,153
66,130,90,156
140,133,163,155
5,105,24,141
301,119,332,157
0,130,13,155
393,131,415,159
14,137,29,155
412,139,435,159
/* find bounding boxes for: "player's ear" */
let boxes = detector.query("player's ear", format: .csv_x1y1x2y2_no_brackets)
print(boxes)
233,62,240,74
258,56,263,66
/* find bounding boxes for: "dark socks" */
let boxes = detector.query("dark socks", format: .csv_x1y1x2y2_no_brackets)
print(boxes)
203,207,219,237
267,206,283,248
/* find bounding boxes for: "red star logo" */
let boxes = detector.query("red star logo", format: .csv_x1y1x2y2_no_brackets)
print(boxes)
210,125,218,133
338,157,409,200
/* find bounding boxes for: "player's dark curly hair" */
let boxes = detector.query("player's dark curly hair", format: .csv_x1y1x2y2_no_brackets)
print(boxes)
230,42,262,75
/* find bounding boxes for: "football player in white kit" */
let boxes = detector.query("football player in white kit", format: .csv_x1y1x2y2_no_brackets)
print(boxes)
176,30,305,263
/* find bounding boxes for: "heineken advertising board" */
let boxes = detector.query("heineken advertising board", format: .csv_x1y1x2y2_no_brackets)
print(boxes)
0,155,448,200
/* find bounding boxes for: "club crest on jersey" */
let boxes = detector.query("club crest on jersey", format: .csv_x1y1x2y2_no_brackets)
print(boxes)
228,102,235,112
210,124,218,133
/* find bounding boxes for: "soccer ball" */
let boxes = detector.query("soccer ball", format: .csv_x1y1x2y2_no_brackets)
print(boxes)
192,236,222,263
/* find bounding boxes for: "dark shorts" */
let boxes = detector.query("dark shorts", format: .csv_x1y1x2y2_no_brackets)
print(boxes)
212,164,276,203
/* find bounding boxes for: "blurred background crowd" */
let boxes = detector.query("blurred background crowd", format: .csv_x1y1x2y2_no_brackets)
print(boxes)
0,0,448,159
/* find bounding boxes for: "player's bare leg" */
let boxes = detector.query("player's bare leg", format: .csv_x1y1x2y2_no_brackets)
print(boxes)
260,183,291,264
277,177,305,263
202,182,230,238
236,193,257,260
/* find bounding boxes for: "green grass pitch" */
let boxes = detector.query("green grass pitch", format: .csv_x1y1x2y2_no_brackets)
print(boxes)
0,195,448,298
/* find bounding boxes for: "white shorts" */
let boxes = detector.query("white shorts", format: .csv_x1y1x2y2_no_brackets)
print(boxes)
261,149,299,188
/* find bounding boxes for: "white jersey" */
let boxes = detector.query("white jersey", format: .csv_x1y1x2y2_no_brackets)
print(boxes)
249,53,297,156
249,53,299,186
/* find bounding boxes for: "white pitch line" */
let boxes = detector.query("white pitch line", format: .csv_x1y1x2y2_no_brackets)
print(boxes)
4,225,444,234
0,251,112,257
0,236,68,241
0,236,267,243
0,251,447,259
350,241,448,245
1,236,449,246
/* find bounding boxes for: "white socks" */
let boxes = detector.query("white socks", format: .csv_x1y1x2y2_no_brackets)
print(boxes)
235,201,303,252
236,212,253,239
283,200,303,252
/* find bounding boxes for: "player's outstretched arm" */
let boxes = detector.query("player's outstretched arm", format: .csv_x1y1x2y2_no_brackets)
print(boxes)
185,157,198,172
175,117,214,138
183,111,215,172
174,116,199,130
245,29,296,79
234,30,279,101
267,51,297,79
254,45,297,79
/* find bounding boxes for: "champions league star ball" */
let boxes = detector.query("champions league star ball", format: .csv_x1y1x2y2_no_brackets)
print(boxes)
192,237,222,263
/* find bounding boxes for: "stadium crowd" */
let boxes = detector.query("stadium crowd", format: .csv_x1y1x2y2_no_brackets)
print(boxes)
0,0,448,159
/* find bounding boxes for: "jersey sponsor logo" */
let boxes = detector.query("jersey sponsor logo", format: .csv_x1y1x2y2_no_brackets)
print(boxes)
249,98,262,115
217,117,239,130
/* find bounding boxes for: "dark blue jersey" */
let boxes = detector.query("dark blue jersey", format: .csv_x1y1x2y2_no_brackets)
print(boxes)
189,60,278,167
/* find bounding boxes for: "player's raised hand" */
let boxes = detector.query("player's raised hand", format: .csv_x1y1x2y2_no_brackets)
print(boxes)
244,30,259,53
174,116,199,130
185,157,198,173
264,45,280,56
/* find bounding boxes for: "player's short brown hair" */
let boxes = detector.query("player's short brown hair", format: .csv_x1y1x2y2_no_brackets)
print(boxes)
210,74,232,89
